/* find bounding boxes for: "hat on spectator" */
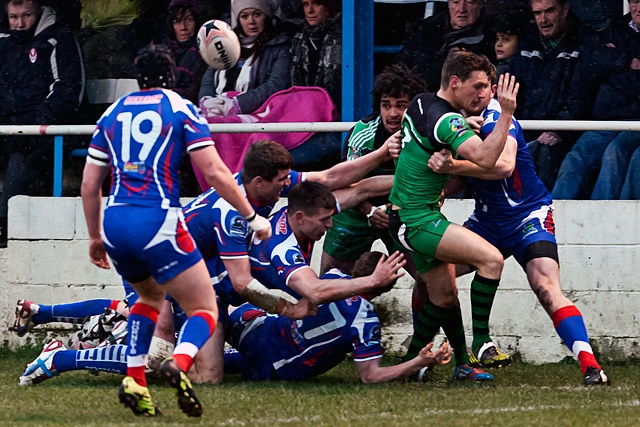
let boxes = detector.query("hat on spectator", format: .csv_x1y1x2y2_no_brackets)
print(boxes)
231,0,275,19
491,13,528,36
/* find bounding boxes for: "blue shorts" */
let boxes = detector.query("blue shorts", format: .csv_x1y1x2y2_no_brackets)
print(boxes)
465,204,557,269
102,206,202,284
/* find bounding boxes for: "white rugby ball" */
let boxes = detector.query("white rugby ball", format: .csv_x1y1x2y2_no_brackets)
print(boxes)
197,19,241,70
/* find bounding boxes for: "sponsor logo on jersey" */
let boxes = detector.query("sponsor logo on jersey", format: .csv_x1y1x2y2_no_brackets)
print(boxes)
124,94,163,105
124,161,146,173
276,212,288,235
29,48,37,63
293,253,305,264
290,322,303,344
448,117,465,132
230,215,246,237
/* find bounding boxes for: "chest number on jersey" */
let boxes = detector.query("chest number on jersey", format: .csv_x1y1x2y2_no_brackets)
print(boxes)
117,111,163,162
300,303,346,340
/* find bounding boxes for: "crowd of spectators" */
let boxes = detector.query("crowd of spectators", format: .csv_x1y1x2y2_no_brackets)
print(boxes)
0,0,637,246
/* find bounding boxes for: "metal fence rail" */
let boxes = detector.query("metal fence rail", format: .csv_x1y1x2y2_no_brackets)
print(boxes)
2,121,640,197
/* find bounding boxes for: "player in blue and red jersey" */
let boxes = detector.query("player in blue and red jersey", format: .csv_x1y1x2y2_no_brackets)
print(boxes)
80,44,271,417
249,181,406,305
227,251,452,382
424,88,610,385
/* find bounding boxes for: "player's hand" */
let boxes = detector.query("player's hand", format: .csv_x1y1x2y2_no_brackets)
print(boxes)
388,131,403,160
248,214,272,240
88,238,110,269
368,206,389,229
417,342,453,367
464,115,484,133
536,131,562,146
496,73,518,115
372,251,406,287
285,297,318,319
428,149,454,174
383,130,402,161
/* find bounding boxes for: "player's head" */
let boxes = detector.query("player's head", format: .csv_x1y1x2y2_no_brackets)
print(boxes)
353,251,398,299
6,0,41,31
531,0,569,42
371,63,427,134
242,140,294,202
134,44,176,89
287,181,336,241
441,48,495,114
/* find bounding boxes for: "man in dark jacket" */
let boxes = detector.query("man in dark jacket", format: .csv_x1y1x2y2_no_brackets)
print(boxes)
0,0,84,246
552,4,640,200
506,0,599,191
397,0,493,91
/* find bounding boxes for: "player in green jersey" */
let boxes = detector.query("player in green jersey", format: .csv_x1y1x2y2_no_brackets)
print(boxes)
388,48,519,381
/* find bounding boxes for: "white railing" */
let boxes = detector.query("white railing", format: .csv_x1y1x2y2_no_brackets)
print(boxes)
2,121,640,196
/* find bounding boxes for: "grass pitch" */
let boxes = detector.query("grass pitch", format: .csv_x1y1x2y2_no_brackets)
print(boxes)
1,346,639,427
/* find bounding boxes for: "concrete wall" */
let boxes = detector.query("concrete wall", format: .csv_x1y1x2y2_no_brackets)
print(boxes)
1,196,639,363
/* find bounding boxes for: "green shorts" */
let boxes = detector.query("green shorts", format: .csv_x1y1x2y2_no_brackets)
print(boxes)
323,209,401,262
388,208,451,274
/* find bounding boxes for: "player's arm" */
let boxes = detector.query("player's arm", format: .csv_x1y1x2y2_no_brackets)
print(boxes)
355,342,452,383
304,136,395,190
287,251,406,305
428,136,517,179
80,161,110,269
332,175,394,211
190,145,271,239
455,74,518,169
224,257,317,319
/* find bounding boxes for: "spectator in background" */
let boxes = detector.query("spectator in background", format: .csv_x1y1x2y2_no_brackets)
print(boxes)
0,0,84,247
286,0,342,172
506,0,600,191
553,0,640,200
491,13,528,78
198,0,291,117
78,0,168,123
290,0,341,114
397,0,492,91
164,0,208,104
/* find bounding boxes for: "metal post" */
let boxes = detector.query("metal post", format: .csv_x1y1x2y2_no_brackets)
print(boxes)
53,135,63,197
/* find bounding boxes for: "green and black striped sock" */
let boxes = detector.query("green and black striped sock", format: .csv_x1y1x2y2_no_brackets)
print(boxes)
440,302,469,366
403,299,446,362
470,273,500,351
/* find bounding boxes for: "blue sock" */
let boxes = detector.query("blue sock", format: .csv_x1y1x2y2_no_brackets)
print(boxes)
33,299,116,325
53,345,128,374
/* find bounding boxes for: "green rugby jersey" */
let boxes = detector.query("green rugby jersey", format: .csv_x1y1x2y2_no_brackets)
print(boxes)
389,92,476,223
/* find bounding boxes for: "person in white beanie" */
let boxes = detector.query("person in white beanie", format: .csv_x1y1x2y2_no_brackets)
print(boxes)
198,0,291,117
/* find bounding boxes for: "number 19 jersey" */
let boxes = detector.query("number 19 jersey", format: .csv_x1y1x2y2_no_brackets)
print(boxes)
88,89,214,209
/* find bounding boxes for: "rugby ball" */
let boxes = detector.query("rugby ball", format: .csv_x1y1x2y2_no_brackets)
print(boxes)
197,20,241,70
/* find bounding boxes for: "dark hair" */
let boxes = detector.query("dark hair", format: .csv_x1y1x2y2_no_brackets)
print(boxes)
307,0,341,19
287,181,336,216
241,140,294,182
440,48,496,89
371,63,427,111
5,0,40,13
352,251,398,295
134,44,176,89
167,1,205,40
